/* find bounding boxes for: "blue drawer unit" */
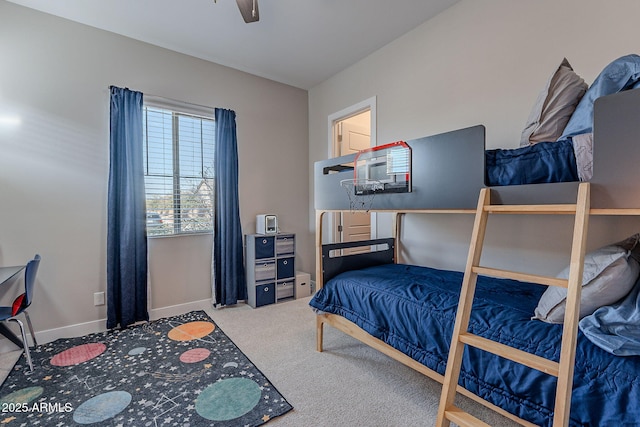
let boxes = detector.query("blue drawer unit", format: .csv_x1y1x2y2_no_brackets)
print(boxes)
254,236,275,259
246,233,295,308
255,283,275,307
277,257,295,280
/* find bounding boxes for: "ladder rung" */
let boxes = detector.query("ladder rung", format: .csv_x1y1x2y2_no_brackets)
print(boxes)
444,406,491,427
473,266,569,288
484,204,577,214
459,333,560,377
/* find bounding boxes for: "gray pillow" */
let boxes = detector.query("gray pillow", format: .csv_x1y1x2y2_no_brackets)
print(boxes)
533,243,640,324
520,58,587,147
571,132,593,181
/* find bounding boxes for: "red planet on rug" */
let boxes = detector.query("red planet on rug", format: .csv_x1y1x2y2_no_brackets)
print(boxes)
50,343,107,367
179,348,211,363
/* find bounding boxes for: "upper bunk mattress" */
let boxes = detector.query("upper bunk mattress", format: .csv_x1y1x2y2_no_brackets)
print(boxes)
309,263,640,426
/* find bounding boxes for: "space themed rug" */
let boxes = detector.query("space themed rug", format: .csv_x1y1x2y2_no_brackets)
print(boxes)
0,310,292,426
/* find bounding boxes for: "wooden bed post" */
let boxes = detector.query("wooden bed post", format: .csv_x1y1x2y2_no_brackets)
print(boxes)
315,210,326,353
316,315,324,352
392,212,402,262
315,210,326,291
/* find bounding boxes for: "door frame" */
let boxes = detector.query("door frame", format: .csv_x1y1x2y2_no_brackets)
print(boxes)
326,96,377,243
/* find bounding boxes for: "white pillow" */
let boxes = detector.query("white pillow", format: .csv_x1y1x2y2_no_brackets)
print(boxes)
520,58,587,146
533,245,640,324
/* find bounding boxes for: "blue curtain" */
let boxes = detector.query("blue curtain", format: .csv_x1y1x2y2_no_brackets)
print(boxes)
107,86,149,328
213,108,246,306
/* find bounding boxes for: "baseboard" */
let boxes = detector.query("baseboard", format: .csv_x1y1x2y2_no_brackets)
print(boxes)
147,299,213,322
0,299,214,353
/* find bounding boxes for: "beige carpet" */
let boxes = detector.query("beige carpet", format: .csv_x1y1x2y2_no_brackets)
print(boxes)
0,350,22,385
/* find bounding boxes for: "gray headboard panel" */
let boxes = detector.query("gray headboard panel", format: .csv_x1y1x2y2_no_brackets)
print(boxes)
315,125,486,210
591,88,640,209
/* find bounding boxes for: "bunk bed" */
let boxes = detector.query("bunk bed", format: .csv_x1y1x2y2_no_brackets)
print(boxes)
310,58,640,426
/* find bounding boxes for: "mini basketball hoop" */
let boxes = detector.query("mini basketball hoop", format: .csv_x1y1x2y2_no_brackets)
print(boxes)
340,179,384,212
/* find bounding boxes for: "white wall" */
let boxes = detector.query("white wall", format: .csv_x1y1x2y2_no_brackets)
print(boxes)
0,1,310,336
309,0,640,276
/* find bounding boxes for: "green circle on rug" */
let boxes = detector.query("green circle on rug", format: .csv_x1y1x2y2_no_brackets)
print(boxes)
195,378,261,421
0,386,43,405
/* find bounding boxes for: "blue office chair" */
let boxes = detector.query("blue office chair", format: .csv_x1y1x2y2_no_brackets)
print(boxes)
0,254,41,371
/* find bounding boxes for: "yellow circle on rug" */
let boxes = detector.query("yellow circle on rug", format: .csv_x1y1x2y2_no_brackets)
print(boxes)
167,321,215,341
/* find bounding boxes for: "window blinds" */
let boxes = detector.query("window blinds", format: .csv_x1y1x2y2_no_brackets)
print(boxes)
142,105,215,236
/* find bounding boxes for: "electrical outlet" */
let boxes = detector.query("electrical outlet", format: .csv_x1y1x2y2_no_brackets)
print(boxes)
94,292,105,306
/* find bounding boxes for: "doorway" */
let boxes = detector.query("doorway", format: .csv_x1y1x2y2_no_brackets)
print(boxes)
328,97,377,247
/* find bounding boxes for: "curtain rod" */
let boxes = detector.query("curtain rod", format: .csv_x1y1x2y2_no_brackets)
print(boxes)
144,93,214,112
109,86,215,117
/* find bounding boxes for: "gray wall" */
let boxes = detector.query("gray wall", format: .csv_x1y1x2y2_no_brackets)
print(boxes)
309,0,640,276
0,1,310,336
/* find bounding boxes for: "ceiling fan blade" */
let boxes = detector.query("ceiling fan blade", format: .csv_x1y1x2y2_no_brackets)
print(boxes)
236,0,259,23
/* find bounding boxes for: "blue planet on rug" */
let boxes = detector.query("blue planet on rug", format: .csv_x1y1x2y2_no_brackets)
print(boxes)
0,310,292,426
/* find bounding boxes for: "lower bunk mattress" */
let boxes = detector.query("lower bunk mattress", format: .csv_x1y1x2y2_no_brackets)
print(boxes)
309,263,640,426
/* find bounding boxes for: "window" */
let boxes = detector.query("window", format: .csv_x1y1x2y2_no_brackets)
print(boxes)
143,105,215,236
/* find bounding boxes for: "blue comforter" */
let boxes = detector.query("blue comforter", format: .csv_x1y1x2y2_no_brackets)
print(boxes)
309,263,640,426
486,140,578,186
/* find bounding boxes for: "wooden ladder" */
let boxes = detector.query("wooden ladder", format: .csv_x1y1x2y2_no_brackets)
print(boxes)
435,182,590,427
